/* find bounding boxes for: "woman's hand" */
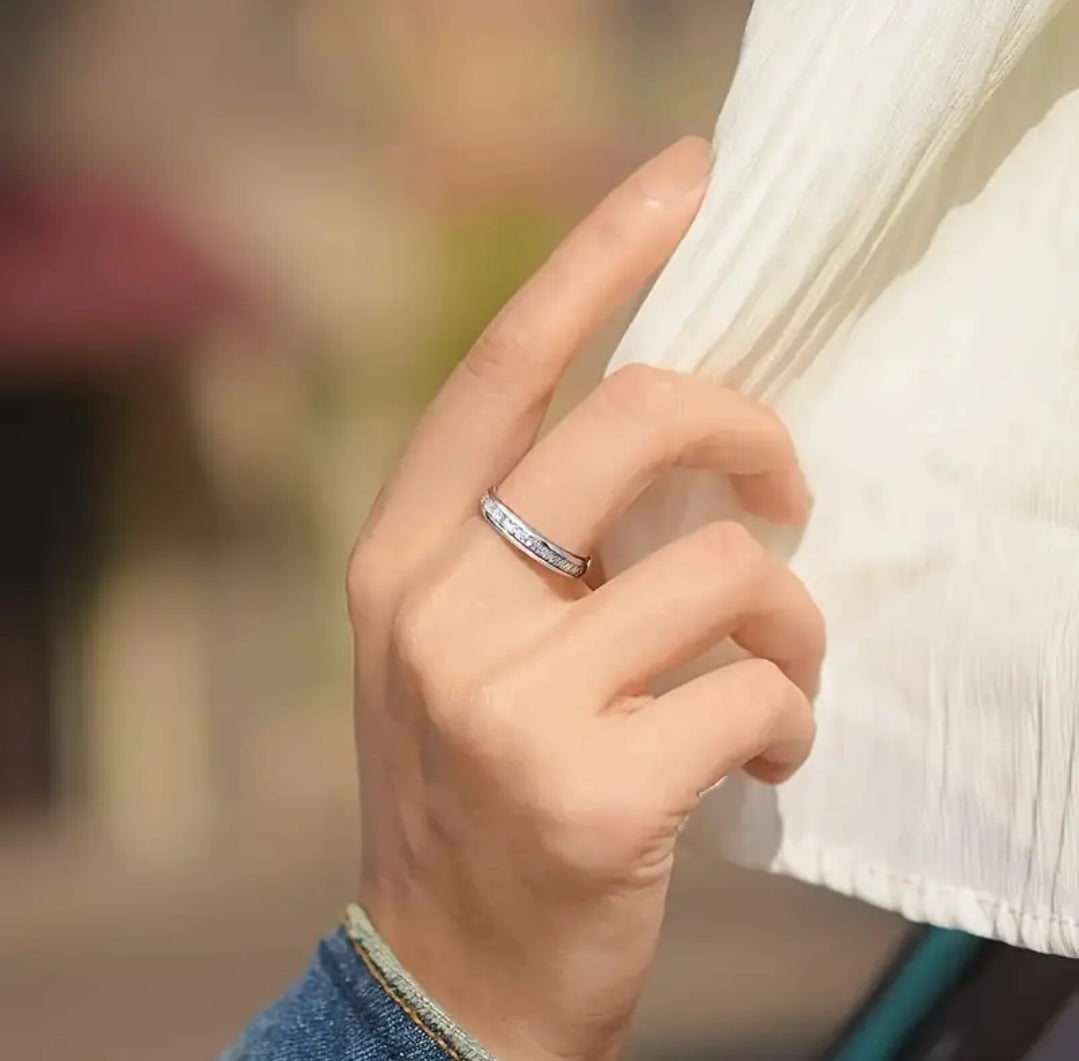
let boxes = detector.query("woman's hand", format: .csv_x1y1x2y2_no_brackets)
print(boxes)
347,138,824,1061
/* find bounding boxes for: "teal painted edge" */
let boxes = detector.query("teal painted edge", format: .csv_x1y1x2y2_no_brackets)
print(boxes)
830,928,984,1061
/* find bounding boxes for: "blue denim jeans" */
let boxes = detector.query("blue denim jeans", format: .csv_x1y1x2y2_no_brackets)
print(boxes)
220,928,453,1061
221,908,495,1061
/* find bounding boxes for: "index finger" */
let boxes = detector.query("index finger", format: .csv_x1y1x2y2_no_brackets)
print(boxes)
373,137,711,544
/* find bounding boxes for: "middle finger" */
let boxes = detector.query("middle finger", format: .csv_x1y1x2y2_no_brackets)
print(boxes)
494,365,810,560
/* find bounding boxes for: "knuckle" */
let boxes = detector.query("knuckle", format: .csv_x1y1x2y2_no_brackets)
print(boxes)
463,313,536,386
743,658,811,738
699,520,765,572
779,572,827,687
599,364,681,424
754,401,797,457
346,538,398,623
773,691,816,769
734,660,793,751
740,657,793,705
425,677,486,747
587,209,632,262
390,582,444,676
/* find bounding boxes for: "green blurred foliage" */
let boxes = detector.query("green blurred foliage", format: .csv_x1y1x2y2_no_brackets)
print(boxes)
422,202,572,399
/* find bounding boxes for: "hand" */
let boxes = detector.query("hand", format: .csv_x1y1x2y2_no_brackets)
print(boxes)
348,137,824,1061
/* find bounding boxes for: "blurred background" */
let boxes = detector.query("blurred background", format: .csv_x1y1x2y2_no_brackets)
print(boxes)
0,2,905,1058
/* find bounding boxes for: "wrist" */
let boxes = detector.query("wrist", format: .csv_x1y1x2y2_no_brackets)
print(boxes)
357,889,628,1061
347,902,503,1061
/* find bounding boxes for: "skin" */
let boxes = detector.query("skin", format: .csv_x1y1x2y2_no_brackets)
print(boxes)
347,137,825,1061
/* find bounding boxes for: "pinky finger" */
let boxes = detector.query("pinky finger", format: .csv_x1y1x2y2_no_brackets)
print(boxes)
628,658,816,803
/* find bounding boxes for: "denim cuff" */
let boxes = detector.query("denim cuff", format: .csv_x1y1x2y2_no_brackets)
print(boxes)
345,904,499,1061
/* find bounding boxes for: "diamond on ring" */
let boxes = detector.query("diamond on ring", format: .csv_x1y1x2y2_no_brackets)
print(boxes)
479,489,591,580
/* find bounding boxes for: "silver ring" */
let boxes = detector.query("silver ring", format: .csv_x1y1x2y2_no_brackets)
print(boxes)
479,489,591,580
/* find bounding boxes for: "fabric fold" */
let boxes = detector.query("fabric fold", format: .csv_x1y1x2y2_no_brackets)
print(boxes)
604,0,1079,956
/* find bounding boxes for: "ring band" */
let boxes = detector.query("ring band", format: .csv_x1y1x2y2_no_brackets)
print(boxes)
479,489,591,580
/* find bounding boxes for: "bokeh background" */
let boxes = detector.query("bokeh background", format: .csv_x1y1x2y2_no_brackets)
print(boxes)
0,3,905,1058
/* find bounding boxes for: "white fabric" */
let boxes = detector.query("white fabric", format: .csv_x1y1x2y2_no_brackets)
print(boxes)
604,0,1079,956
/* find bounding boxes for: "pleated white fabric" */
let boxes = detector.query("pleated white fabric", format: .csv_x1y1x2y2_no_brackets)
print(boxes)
604,0,1079,956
